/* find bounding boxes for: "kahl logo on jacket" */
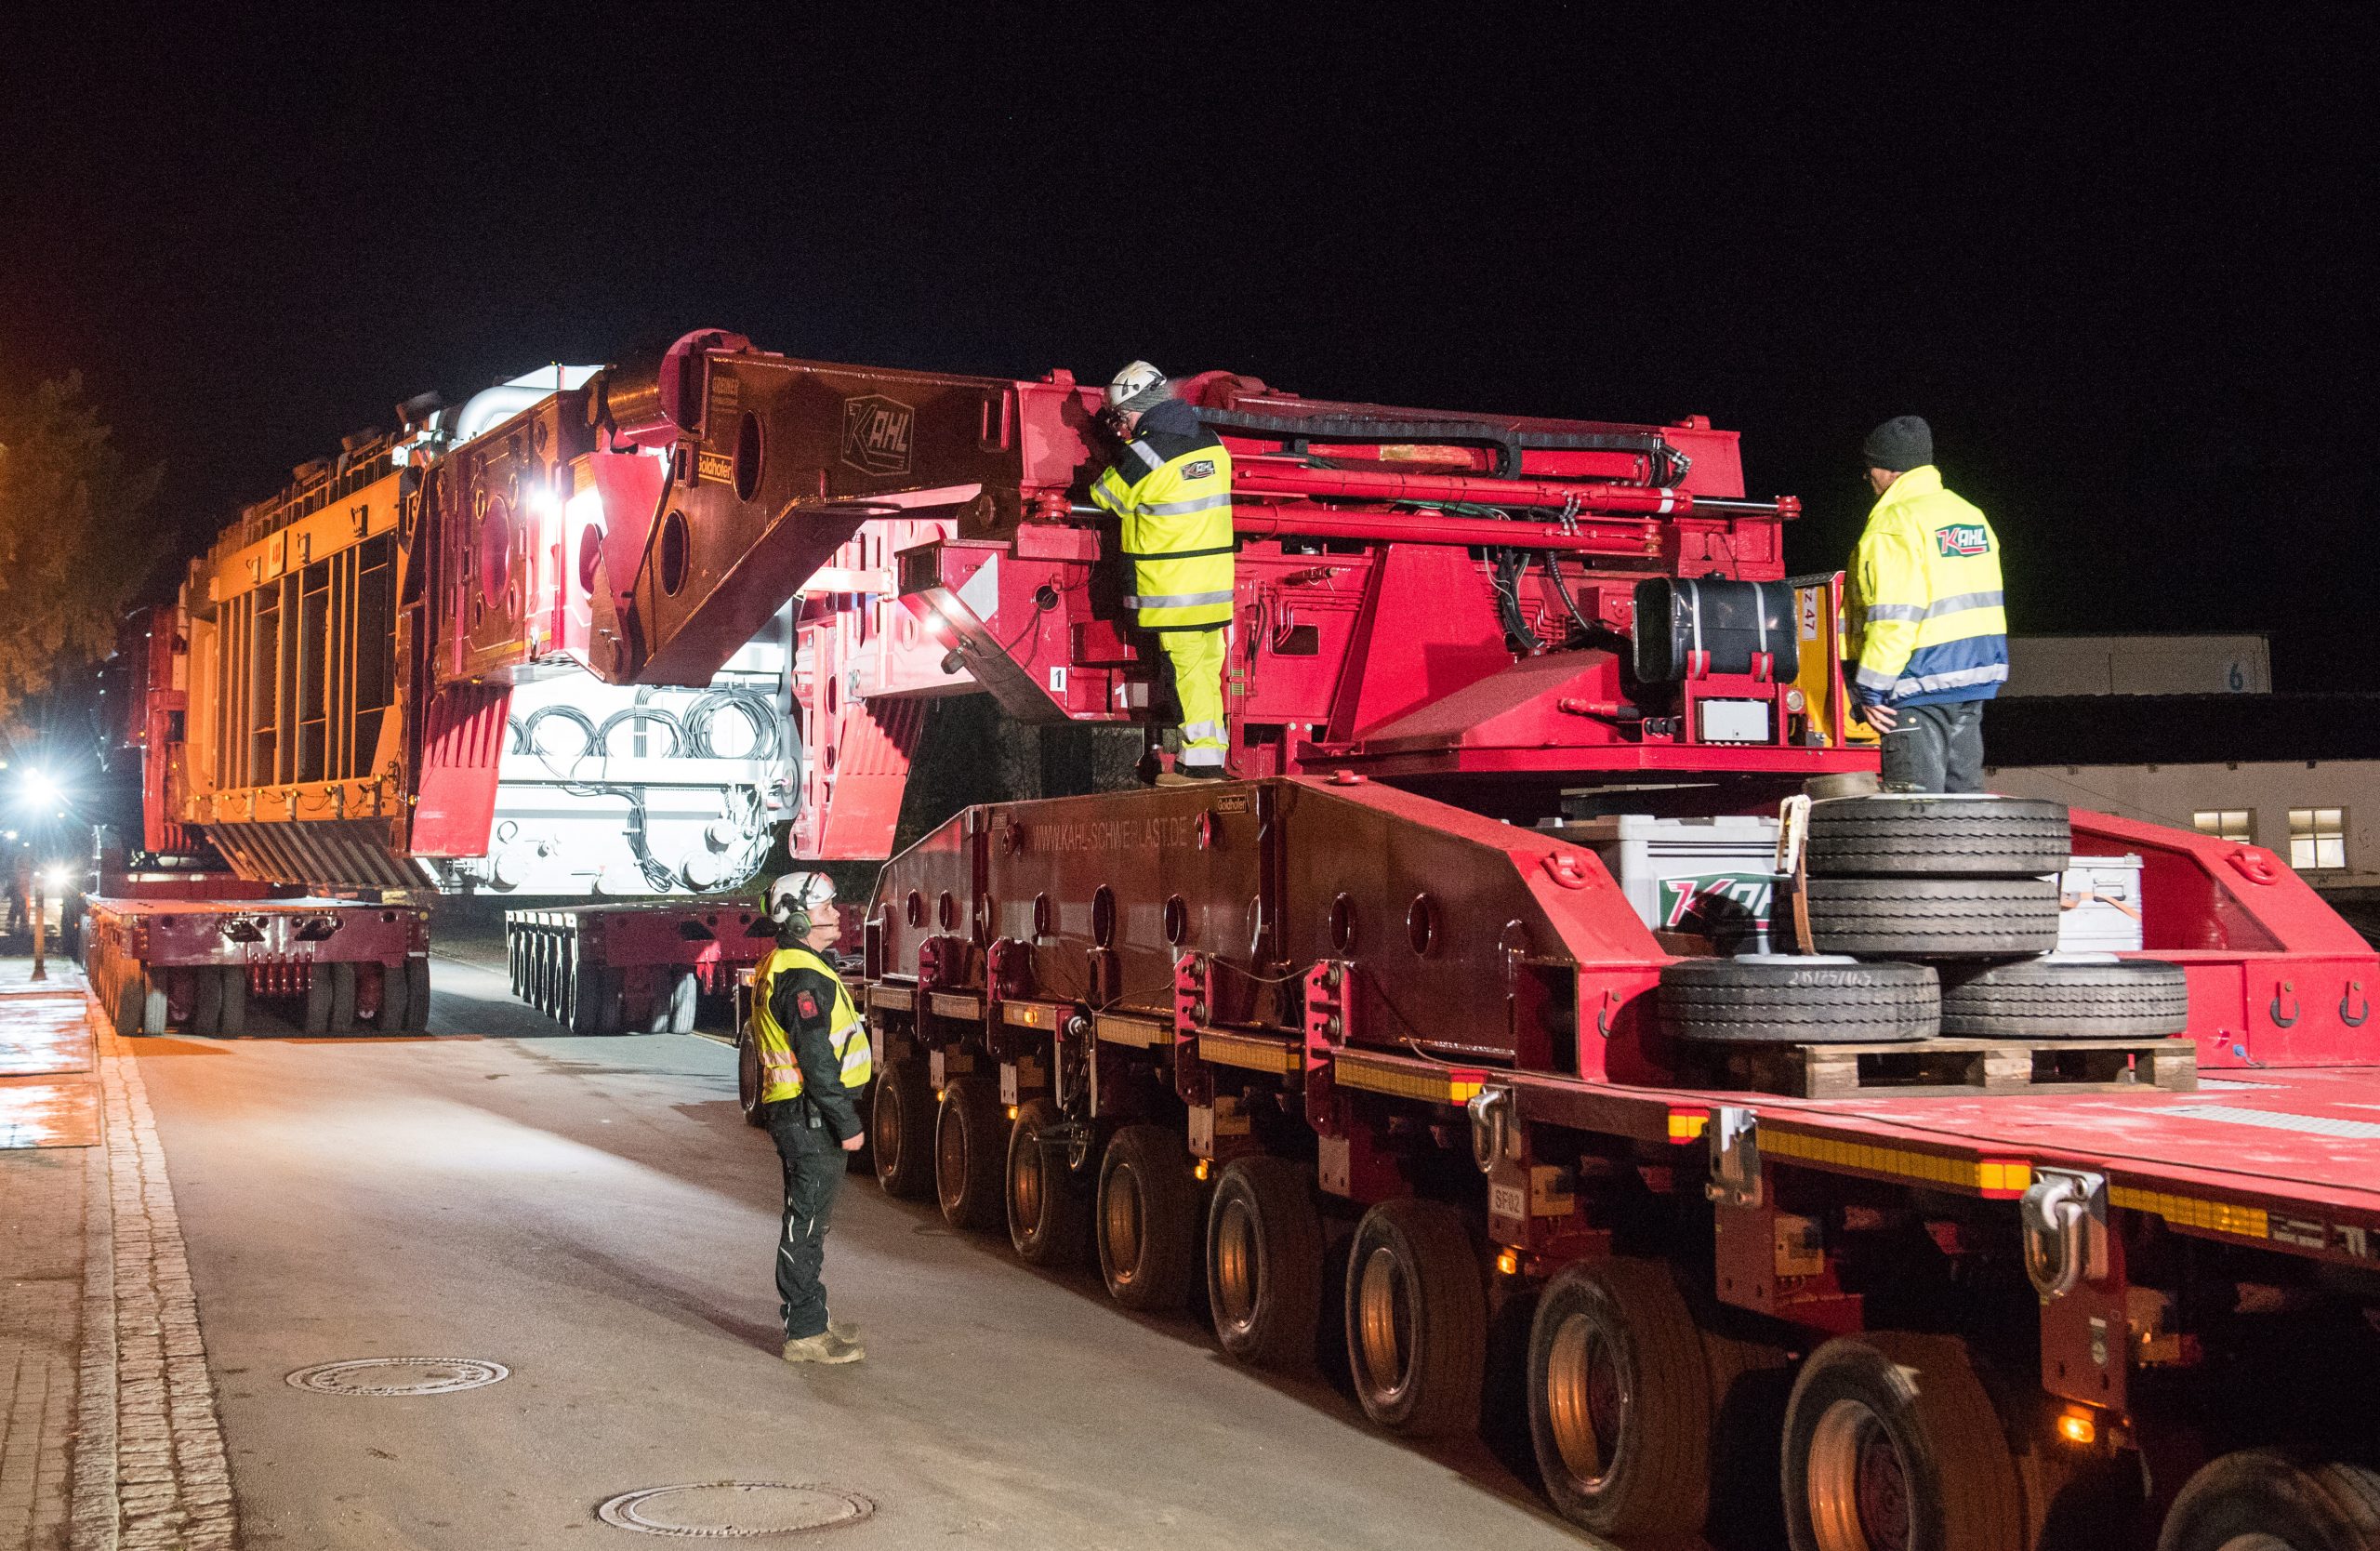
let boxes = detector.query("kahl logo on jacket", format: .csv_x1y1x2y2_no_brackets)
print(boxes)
1933,524,1990,557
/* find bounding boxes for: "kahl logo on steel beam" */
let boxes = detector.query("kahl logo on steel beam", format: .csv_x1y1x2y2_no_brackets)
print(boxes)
841,394,915,477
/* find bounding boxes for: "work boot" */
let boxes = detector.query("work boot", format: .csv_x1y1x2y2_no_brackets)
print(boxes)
782,1332,865,1365
826,1317,860,1342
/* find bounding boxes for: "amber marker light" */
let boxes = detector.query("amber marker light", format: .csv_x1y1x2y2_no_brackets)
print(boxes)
1006,1105,1019,1120
2056,1409,2096,1447
1496,1249,1521,1276
1193,1159,1210,1181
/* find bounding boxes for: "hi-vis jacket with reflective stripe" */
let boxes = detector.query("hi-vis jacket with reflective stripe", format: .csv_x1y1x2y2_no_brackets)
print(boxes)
750,944,872,1128
1844,465,2007,709
1088,399,1235,631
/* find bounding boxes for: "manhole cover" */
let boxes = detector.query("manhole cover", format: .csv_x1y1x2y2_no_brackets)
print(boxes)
285,1358,510,1396
597,1482,875,1538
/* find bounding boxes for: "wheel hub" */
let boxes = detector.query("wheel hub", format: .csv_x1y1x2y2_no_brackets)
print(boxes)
1214,1197,1259,1333
1806,1398,1912,1551
1355,1246,1414,1404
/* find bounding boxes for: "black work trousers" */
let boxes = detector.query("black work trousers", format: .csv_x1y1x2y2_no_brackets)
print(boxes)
766,1102,847,1340
1878,700,1987,794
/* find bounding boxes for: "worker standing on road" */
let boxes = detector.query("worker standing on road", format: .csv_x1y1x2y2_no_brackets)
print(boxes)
752,871,872,1365
1844,416,2007,792
1090,362,1236,784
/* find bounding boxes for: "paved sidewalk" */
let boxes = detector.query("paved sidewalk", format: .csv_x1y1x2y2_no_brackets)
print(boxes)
0,962,238,1550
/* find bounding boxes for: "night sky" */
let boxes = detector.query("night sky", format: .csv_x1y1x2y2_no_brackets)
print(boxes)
5,12,2374,688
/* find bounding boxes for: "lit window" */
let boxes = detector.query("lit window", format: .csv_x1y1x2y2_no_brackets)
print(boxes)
2287,807,2347,871
2193,810,2252,844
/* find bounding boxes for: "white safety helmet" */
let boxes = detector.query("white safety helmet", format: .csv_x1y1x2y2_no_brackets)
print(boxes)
766,870,837,925
1105,360,1170,416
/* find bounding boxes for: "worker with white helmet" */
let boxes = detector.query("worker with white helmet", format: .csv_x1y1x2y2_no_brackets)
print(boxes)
750,870,872,1363
1088,362,1235,783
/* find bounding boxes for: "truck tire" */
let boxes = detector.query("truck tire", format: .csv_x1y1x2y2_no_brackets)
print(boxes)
112,965,143,1038
327,961,358,1034
302,967,334,1035
1939,955,2190,1039
668,969,699,1035
1659,957,1937,1045
140,971,170,1036
377,960,410,1034
933,1076,1006,1231
1345,1197,1487,1436
1097,1123,1203,1312
1807,875,2061,959
1807,794,2070,878
1007,1098,1091,1266
1206,1155,1325,1370
509,932,525,998
404,958,431,1032
1527,1257,1714,1539
1782,1331,2026,1551
192,965,224,1037
736,1027,766,1126
2158,1451,2380,1551
569,957,606,1036
871,1058,934,1200
218,968,249,1037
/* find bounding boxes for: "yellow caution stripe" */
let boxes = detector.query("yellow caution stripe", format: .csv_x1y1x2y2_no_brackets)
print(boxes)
1095,1012,1170,1049
866,984,916,1013
1332,1051,1487,1106
999,1001,1059,1031
1198,1030,1303,1075
927,990,985,1021
1763,1127,2034,1199
1667,1109,1709,1144
2109,1184,2269,1241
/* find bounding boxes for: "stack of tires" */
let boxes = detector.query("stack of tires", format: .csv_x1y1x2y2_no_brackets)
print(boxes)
1661,794,2189,1046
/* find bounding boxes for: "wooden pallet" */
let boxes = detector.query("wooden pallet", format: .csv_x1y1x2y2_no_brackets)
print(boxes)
1690,1034,2199,1100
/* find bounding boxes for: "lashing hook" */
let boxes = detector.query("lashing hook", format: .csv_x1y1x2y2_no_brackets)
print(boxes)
2269,980,2300,1028
2344,980,2370,1028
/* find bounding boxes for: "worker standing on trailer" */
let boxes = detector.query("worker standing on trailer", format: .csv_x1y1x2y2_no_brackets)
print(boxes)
1089,362,1236,784
752,871,872,1365
1844,416,2007,792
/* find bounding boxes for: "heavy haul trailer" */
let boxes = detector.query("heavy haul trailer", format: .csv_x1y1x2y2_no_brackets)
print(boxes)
99,365,800,1033
506,899,773,1036
505,333,2380,1547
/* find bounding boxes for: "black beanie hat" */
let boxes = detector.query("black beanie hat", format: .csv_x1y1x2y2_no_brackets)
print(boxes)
1862,415,1933,472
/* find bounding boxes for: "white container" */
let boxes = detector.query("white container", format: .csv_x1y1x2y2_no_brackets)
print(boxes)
1561,814,1782,952
2057,854,2146,954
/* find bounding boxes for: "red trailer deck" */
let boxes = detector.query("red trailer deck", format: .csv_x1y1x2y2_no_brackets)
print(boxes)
505,901,774,1036
83,894,429,1036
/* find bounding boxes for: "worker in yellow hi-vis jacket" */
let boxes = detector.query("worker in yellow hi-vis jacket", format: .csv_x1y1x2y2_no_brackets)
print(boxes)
1844,415,2008,792
1089,362,1235,784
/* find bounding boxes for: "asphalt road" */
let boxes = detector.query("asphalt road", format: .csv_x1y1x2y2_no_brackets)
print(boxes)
130,952,1599,1550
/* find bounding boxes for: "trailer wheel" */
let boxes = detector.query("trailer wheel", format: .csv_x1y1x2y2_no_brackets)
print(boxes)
509,931,524,998
1783,1332,2026,1551
1527,1257,1715,1538
1939,955,2190,1039
2158,1451,2380,1551
1807,795,2070,878
569,956,606,1036
1206,1155,1325,1369
1660,957,1938,1044
327,962,358,1034
300,967,333,1035
112,965,143,1038
934,1077,1006,1231
404,958,431,1033
218,967,249,1038
736,1027,766,1126
1097,1123,1203,1312
139,969,170,1036
1007,1098,1091,1266
377,961,410,1033
871,1059,935,1200
1807,876,2062,960
192,965,224,1037
1344,1197,1487,1436
592,969,625,1036
668,969,699,1035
